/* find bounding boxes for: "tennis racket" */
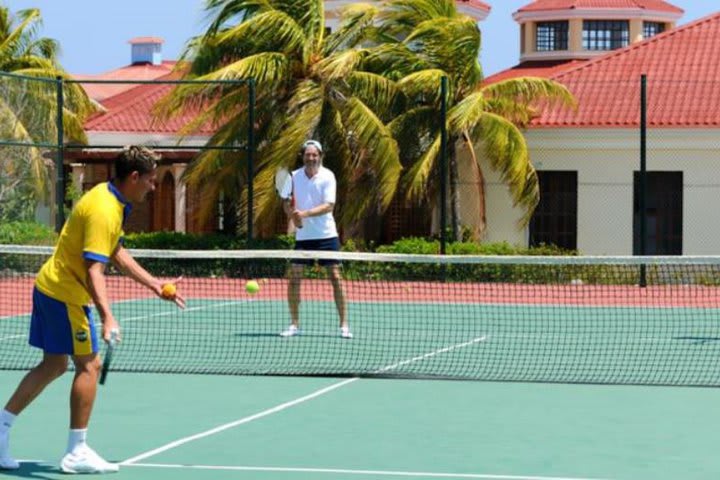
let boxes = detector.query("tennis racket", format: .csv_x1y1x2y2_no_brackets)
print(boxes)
275,168,302,228
99,329,119,386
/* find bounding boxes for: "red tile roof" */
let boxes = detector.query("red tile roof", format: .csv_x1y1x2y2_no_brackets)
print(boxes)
74,61,177,101
517,0,683,14
530,12,720,127
457,0,491,12
84,69,221,135
483,59,589,85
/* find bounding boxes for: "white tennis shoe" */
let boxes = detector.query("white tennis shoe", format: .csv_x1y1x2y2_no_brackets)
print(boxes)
60,445,119,474
279,325,301,337
340,326,353,339
0,431,19,470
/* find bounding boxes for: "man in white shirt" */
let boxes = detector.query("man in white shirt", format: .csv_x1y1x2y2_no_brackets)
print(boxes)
280,140,352,339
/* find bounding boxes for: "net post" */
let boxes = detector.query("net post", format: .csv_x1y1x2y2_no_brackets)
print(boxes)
247,78,256,243
440,76,448,255
55,76,65,232
639,74,647,287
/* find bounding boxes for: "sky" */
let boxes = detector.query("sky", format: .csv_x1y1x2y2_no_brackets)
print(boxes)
6,0,719,77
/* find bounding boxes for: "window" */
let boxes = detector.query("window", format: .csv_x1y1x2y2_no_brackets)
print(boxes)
643,22,665,39
536,21,569,51
583,20,629,50
529,171,578,250
633,172,683,255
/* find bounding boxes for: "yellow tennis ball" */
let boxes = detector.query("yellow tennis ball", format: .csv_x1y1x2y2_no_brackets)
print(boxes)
161,283,176,298
246,280,260,295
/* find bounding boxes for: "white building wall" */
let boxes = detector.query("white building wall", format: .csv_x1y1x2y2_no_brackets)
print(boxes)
463,128,720,255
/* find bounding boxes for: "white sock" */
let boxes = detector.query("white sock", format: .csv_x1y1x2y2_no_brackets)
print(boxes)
0,409,16,434
67,429,87,454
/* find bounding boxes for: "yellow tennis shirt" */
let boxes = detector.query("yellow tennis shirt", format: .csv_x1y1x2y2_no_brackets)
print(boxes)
35,182,131,305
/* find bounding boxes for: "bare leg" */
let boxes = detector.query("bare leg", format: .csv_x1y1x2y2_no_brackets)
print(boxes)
5,353,68,415
327,265,348,328
288,264,304,328
69,354,101,429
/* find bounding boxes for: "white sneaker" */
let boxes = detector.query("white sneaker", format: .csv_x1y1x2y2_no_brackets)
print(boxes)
60,445,119,474
340,326,353,339
279,325,301,337
0,431,19,470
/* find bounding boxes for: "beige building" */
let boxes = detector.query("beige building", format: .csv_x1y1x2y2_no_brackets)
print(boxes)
471,0,720,255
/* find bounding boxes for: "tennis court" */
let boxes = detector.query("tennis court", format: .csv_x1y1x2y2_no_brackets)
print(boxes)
2,248,720,478
1,371,719,480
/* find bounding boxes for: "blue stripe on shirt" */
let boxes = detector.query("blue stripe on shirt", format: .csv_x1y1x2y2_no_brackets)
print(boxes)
83,251,109,263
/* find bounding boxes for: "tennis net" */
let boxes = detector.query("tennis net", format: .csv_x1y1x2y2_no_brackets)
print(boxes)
2,245,720,386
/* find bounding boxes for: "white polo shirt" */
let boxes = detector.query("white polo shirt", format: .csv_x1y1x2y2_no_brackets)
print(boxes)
292,166,338,241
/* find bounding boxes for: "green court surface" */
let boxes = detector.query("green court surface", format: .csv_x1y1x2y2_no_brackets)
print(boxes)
1,370,719,480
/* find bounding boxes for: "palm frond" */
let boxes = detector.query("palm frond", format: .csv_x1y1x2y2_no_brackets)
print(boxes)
203,0,272,35
401,133,440,201
0,8,40,57
396,69,449,105
315,49,366,81
481,77,576,126
323,3,379,54
446,91,490,136
155,52,289,121
340,96,401,210
215,9,306,55
378,0,457,37
345,71,400,121
404,17,481,77
470,111,538,225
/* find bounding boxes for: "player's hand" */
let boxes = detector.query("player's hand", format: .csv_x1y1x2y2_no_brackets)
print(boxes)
291,210,304,228
155,276,186,309
102,316,121,344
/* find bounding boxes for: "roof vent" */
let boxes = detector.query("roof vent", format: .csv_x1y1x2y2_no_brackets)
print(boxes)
129,37,164,66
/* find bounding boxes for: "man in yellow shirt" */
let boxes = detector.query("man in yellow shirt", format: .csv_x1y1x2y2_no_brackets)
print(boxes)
0,146,185,474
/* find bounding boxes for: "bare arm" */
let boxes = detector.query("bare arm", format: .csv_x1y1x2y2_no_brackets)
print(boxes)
112,245,185,308
86,260,119,342
296,202,334,218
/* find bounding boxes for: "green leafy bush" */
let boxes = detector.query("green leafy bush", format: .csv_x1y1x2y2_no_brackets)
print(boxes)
0,221,56,245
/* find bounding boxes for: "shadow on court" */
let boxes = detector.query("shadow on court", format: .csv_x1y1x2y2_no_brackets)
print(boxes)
3,462,60,480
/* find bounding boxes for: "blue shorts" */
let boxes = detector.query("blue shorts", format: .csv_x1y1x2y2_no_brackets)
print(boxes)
293,237,341,266
29,288,99,356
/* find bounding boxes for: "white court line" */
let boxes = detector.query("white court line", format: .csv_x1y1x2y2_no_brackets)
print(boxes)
0,334,25,342
121,333,488,465
121,378,359,464
125,462,611,480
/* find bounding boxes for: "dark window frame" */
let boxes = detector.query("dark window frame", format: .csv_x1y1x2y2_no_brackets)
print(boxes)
633,171,683,255
529,171,578,250
643,21,665,39
536,21,569,51
583,20,629,50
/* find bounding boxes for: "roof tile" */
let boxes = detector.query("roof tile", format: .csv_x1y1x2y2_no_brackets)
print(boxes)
529,12,720,127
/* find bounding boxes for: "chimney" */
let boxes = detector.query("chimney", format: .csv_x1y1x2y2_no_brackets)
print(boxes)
129,37,164,66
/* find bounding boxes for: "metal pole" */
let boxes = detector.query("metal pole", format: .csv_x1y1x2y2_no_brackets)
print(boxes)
246,78,256,243
639,74,647,287
55,76,65,232
440,76,448,254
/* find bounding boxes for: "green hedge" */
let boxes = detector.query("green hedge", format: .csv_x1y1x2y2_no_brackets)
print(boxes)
0,221,56,245
123,232,294,250
3,228,645,285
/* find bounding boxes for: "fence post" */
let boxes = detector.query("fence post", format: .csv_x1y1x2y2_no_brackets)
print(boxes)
247,78,255,243
440,76,448,254
639,74,647,287
55,76,65,232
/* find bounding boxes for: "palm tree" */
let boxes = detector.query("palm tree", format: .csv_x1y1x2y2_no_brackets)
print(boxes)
0,6,95,221
157,0,402,235
358,0,576,239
